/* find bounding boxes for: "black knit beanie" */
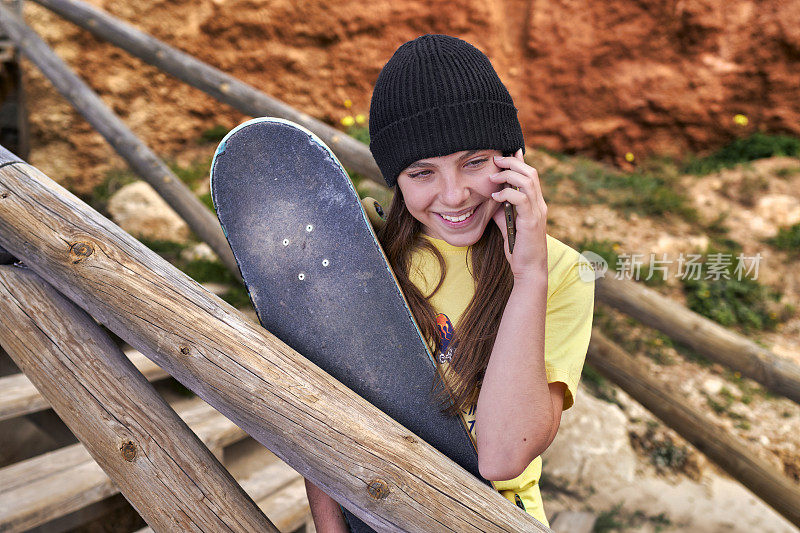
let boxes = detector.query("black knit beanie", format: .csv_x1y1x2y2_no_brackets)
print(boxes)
369,34,525,187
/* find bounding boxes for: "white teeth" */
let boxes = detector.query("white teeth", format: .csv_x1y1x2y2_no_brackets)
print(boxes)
440,207,475,222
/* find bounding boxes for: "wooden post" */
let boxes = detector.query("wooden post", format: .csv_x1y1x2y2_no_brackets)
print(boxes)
31,0,386,185
596,276,800,405
0,0,29,159
0,5,241,279
0,151,548,531
587,329,800,528
0,264,278,533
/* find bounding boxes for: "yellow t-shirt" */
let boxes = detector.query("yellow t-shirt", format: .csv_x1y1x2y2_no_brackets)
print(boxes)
408,233,594,526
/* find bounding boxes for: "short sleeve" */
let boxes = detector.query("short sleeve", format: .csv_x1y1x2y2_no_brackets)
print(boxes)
543,250,595,410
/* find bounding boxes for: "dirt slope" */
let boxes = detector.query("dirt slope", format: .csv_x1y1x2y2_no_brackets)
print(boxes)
22,0,800,192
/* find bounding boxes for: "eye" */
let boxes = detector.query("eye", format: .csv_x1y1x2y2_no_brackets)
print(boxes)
408,169,431,179
465,157,489,168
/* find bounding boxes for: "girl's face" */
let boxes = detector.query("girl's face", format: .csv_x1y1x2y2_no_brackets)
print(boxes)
396,149,503,247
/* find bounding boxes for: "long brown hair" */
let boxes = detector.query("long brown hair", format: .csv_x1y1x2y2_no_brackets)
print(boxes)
378,188,514,415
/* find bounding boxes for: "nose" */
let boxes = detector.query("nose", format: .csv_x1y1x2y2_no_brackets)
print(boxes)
438,170,470,207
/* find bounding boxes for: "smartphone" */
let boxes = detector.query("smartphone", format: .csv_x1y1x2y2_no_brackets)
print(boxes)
501,150,517,253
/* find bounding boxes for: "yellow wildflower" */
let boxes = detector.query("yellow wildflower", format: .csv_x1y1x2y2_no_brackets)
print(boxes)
355,113,366,124
341,115,355,127
733,114,749,126
624,152,635,163
344,99,352,108
734,371,741,379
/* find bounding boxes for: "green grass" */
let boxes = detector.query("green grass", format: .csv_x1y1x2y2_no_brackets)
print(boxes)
168,158,212,190
680,245,789,332
550,157,697,221
345,123,370,146
774,166,800,178
592,504,672,533
138,238,251,309
593,306,676,365
77,168,138,215
682,132,800,175
199,124,230,143
650,439,689,471
767,223,800,255
581,363,624,408
573,239,620,271
593,504,627,533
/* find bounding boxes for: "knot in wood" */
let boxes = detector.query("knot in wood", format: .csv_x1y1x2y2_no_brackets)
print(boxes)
367,479,389,500
69,242,94,263
120,440,137,462
179,345,191,356
0,191,8,199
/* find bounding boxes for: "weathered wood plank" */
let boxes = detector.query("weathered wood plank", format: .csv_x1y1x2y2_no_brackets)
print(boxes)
0,266,274,533
0,395,251,532
30,0,387,186
587,329,800,528
0,349,169,421
0,5,240,278
596,276,800,405
0,155,547,530
136,460,306,533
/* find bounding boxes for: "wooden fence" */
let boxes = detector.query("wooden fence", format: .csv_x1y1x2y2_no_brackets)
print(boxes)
0,1,798,530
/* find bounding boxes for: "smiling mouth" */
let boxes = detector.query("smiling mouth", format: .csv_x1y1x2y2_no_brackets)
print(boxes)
437,205,477,223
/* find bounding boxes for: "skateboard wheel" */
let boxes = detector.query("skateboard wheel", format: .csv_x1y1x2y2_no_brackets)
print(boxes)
282,239,289,246
374,201,385,219
298,272,306,281
306,224,314,232
322,259,330,267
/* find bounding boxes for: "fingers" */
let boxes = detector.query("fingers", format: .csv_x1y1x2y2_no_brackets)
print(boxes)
490,186,527,205
490,153,543,200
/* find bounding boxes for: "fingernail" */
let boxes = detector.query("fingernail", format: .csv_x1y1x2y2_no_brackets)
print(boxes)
491,192,499,198
493,155,502,160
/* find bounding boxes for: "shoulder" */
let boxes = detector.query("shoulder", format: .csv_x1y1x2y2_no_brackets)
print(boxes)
545,235,592,293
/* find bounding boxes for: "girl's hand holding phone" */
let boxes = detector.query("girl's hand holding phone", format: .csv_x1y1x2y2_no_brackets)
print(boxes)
490,148,549,280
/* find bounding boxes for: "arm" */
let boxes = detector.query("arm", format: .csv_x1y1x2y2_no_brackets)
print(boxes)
304,478,350,533
474,275,559,480
476,149,559,480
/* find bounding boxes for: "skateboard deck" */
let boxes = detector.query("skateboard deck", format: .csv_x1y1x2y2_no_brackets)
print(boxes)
210,117,487,532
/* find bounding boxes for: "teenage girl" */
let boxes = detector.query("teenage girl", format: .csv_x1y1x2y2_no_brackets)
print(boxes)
305,34,594,531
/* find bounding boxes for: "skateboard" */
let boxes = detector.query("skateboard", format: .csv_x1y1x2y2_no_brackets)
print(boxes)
210,117,488,532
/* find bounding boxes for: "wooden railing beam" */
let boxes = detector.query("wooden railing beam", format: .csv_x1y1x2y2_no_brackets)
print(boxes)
0,264,276,533
0,6,241,278
596,277,800,405
0,151,546,531
587,329,800,527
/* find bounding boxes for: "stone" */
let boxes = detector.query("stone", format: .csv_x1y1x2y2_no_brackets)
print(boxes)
702,377,725,396
107,181,191,242
181,242,217,262
754,194,800,231
543,391,637,490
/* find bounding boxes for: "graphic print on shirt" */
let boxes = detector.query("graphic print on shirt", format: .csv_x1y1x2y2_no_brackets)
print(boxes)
435,313,477,436
435,313,455,364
